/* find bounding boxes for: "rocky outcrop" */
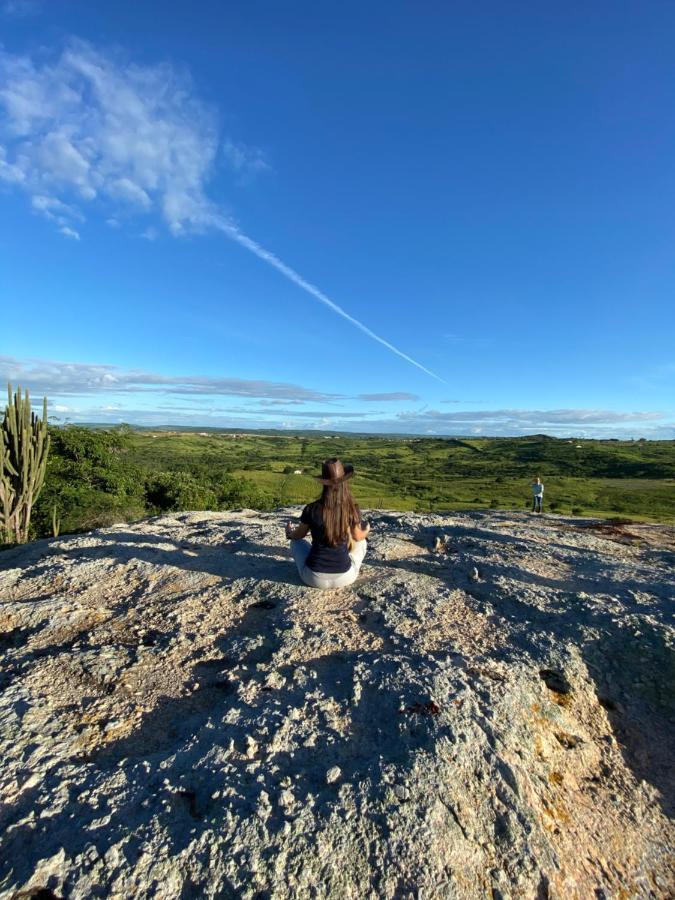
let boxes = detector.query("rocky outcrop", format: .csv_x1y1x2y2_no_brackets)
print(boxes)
0,509,673,899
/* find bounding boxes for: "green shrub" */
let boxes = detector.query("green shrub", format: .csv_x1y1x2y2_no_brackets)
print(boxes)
145,472,218,512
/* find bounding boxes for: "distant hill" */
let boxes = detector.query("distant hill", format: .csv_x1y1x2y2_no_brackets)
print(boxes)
26,429,675,541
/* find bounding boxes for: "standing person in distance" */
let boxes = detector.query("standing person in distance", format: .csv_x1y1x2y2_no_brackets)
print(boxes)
286,458,370,588
531,476,544,513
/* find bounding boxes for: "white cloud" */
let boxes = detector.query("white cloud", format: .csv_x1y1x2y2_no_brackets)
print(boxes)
0,39,219,234
5,357,669,436
30,194,84,232
0,40,442,382
222,139,270,179
0,354,345,402
442,333,492,346
108,177,151,207
2,0,41,18
0,145,25,181
58,224,80,240
395,408,665,426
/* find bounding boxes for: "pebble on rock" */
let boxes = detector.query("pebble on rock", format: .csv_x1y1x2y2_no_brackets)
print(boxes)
326,766,342,785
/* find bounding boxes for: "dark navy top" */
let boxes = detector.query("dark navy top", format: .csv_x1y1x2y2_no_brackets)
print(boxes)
300,501,362,574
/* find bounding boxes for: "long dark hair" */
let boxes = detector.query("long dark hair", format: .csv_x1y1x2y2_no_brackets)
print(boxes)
319,482,360,546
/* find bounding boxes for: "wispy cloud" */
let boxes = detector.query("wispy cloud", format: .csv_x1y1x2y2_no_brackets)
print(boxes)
221,139,270,182
213,221,445,382
442,333,493,347
58,225,80,240
357,392,420,402
395,408,665,426
0,355,344,402
40,402,674,438
0,39,442,381
367,407,673,438
2,0,41,18
625,361,675,393
1,356,427,413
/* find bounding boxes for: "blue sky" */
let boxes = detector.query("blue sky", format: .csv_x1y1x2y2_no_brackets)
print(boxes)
1,0,673,437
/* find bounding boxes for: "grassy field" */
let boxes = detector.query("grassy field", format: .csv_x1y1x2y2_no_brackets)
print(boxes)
123,431,675,522
26,428,674,541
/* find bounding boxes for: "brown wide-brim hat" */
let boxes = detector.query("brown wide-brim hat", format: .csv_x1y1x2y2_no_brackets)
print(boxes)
315,458,354,485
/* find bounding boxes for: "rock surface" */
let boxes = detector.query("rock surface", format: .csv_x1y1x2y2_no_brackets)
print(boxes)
0,509,673,899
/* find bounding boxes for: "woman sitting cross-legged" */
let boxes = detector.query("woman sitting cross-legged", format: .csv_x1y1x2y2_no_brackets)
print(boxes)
285,458,370,589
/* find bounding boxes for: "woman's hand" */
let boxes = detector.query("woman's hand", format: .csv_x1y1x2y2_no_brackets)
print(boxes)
352,521,371,541
286,521,309,541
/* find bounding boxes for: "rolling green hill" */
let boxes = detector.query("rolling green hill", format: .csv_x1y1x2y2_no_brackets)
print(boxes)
25,428,675,541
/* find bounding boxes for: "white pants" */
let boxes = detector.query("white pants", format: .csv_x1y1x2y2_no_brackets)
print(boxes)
290,538,367,589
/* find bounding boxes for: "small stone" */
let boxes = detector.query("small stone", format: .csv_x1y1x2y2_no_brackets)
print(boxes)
83,843,99,863
394,784,410,802
469,567,480,582
326,766,342,785
265,671,286,690
279,788,295,808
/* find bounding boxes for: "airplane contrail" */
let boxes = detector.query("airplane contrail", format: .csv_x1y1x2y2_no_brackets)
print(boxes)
215,219,446,384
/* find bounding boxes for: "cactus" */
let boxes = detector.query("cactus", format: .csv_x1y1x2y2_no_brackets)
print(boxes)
0,384,50,544
51,504,61,539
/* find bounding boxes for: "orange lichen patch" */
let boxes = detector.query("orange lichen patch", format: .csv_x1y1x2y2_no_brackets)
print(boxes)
74,728,105,755
101,720,136,742
549,689,572,708
541,794,571,828
549,771,564,786
0,612,22,632
529,702,560,730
